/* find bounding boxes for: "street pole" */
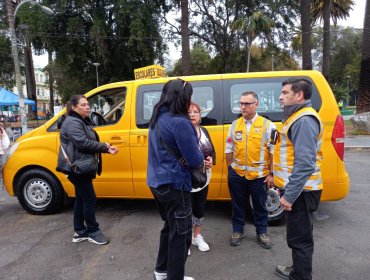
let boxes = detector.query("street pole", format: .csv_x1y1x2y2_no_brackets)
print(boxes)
346,75,351,107
93,63,100,87
6,0,54,135
271,51,275,71
7,0,27,134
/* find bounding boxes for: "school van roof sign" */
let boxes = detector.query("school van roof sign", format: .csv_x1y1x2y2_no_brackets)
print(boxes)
134,65,166,80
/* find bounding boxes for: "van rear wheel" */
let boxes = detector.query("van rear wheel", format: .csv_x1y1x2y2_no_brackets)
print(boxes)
247,187,285,223
16,169,64,215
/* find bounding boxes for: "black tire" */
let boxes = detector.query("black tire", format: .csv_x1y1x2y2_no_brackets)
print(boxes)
16,169,65,215
247,187,286,224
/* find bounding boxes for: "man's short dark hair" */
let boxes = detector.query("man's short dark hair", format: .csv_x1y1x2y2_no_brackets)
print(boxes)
241,91,259,101
282,78,312,100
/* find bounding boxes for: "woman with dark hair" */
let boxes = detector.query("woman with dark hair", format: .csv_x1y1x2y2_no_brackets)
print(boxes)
147,79,206,280
188,102,215,254
56,95,119,245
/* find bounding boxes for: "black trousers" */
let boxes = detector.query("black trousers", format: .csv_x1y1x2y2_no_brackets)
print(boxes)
287,190,322,280
151,185,192,280
191,186,208,220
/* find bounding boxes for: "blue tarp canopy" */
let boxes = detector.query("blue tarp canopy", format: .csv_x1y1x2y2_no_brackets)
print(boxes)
0,87,36,107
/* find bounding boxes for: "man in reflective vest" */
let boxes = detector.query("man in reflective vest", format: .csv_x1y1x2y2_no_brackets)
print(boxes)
225,91,275,249
274,78,323,280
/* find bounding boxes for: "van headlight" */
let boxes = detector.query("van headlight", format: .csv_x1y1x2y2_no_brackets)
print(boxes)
3,142,20,165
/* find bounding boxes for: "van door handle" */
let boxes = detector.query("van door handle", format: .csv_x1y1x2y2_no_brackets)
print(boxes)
109,137,126,145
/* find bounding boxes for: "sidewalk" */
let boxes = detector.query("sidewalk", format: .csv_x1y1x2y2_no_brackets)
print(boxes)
345,135,370,151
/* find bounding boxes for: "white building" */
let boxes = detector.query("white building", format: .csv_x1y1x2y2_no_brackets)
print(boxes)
14,67,61,119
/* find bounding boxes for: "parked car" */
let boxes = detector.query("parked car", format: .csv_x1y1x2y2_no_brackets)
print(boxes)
8,115,20,122
2,70,349,222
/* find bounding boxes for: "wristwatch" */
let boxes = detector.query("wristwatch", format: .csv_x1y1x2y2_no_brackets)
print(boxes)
269,172,274,176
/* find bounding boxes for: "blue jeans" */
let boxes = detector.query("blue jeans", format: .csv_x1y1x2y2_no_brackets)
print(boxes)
228,166,268,234
151,185,192,280
68,174,100,235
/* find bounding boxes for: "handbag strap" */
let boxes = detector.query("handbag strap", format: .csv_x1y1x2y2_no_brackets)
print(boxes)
60,144,73,167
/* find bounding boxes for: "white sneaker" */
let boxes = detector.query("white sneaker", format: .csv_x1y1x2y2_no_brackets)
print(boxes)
188,248,191,256
192,234,210,252
153,271,195,280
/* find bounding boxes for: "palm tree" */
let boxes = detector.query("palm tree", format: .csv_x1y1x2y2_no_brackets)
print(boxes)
312,0,354,80
232,11,274,72
357,0,370,113
301,0,313,70
179,0,191,75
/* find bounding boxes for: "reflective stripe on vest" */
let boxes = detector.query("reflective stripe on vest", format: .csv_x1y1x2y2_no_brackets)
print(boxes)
231,116,271,179
273,107,323,191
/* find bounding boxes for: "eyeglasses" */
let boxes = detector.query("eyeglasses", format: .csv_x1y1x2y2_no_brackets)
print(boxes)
238,101,256,107
188,110,200,115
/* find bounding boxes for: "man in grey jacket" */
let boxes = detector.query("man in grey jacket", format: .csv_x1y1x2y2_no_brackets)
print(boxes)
273,78,323,280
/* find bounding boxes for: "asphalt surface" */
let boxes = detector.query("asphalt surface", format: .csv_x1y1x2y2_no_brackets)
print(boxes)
0,148,369,279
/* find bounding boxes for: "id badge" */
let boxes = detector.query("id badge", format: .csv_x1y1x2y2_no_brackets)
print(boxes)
235,130,243,141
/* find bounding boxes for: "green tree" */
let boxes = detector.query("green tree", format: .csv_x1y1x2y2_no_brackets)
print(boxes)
0,35,15,90
232,10,275,72
17,0,169,102
357,0,370,113
184,0,298,73
170,42,212,76
311,0,354,80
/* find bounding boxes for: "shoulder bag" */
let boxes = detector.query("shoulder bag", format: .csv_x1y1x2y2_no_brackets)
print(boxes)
60,145,98,175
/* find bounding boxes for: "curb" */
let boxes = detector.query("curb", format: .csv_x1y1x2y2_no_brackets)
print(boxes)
345,146,370,152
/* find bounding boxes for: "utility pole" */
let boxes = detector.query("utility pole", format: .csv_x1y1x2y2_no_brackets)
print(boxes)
6,0,27,134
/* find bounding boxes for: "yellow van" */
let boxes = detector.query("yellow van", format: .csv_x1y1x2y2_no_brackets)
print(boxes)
2,70,349,221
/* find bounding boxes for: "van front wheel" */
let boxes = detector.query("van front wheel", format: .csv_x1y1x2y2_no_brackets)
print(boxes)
16,169,64,215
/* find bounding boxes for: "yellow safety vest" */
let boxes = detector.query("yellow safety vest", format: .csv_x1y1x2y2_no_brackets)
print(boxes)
231,116,271,179
273,107,324,191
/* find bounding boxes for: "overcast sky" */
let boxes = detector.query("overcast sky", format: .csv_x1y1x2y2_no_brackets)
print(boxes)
33,0,367,68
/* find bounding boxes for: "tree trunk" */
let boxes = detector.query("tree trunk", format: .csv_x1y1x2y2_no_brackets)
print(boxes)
357,0,370,113
322,0,331,80
48,50,54,115
247,43,251,72
300,0,313,70
181,0,191,75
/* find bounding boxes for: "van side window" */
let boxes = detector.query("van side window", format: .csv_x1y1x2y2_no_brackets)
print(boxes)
136,80,222,128
224,77,322,123
230,82,283,115
88,88,127,126
192,86,214,118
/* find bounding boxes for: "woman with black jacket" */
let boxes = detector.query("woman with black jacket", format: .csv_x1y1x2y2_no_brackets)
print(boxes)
57,95,118,245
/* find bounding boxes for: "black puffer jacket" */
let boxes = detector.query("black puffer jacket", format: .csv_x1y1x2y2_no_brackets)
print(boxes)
56,111,109,176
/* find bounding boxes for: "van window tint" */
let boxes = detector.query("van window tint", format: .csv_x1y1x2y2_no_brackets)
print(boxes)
223,77,322,123
230,82,283,114
136,80,222,128
192,87,214,118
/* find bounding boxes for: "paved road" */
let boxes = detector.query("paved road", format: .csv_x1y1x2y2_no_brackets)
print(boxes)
0,151,369,280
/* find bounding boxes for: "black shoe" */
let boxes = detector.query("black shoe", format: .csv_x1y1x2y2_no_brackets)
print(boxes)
230,232,244,246
275,265,293,279
72,232,89,243
88,232,110,245
257,233,272,249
